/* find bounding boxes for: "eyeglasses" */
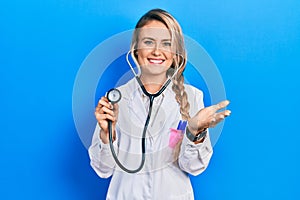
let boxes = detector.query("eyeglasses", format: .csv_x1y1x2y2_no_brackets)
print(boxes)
138,37,174,52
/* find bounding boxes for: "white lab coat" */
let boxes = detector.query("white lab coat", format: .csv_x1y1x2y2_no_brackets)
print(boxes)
89,78,213,200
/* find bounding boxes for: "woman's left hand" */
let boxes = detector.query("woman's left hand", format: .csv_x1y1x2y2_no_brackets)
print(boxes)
187,100,231,135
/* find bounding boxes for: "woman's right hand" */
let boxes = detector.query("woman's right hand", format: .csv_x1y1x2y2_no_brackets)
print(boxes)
95,96,119,144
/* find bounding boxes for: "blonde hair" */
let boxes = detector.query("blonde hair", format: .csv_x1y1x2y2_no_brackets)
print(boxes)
130,9,191,159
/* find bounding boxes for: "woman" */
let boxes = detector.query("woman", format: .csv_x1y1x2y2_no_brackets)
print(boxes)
89,9,231,199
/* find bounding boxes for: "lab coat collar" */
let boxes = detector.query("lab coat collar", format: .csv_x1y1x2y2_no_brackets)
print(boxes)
118,78,179,133
120,77,174,101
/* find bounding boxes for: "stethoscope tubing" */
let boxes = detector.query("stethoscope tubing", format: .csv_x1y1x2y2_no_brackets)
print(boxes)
107,77,171,173
107,50,179,173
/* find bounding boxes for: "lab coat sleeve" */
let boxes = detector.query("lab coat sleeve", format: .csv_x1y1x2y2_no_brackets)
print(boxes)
178,131,213,176
88,123,118,178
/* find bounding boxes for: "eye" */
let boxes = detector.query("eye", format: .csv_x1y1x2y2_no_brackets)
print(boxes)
162,41,171,47
144,40,154,46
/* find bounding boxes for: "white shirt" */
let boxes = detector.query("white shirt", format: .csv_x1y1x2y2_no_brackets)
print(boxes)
88,78,213,200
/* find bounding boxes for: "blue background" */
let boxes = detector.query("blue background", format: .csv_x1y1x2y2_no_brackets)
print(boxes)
1,0,299,199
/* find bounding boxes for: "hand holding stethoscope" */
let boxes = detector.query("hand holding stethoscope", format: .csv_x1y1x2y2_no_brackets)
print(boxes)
95,96,119,144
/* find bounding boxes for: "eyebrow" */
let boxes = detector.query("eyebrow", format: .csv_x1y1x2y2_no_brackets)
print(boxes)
141,37,171,41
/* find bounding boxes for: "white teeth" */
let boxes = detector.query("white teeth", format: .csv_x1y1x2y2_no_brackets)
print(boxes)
149,59,163,64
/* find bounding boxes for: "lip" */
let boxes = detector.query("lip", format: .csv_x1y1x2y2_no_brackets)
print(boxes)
148,58,165,64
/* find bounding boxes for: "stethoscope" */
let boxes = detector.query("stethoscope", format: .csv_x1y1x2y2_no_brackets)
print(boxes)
106,50,184,173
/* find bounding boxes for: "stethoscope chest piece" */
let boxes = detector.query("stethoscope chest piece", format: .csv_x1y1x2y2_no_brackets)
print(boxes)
107,88,122,104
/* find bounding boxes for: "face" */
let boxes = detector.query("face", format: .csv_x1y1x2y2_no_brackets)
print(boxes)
136,20,174,79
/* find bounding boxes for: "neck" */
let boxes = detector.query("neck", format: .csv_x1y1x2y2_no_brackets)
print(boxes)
140,74,167,94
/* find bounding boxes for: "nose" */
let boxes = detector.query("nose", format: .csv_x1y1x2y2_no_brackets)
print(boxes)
152,44,161,56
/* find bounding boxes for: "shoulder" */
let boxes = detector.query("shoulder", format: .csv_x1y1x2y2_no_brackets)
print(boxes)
184,84,204,101
116,78,137,99
184,84,205,115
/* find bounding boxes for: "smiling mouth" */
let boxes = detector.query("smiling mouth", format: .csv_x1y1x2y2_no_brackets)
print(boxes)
148,58,165,64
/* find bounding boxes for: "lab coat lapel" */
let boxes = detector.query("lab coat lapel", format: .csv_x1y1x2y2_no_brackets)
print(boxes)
147,90,180,137
122,79,148,125
127,92,148,125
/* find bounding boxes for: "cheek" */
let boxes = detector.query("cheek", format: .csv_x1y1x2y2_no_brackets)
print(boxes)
164,50,174,59
137,57,144,66
136,49,151,65
136,49,148,59
165,53,174,64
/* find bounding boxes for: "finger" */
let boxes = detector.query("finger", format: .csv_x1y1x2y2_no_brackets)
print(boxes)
209,110,231,127
112,103,119,111
218,100,230,109
224,109,231,116
98,97,113,109
98,121,108,132
95,105,105,114
95,104,104,113
210,110,230,124
213,100,230,112
102,106,115,116
209,115,224,128
216,109,231,117
98,96,108,104
209,117,217,127
95,107,116,120
95,113,116,122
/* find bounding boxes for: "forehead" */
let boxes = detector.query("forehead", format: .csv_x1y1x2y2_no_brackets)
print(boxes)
138,21,171,40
